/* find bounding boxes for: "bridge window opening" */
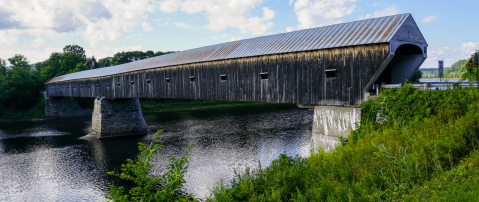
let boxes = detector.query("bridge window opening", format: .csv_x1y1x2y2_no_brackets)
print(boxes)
260,72,268,80
190,76,195,83
96,84,99,87
146,79,151,84
166,78,170,84
131,81,134,85
117,83,120,87
106,84,109,88
325,69,336,79
88,84,90,88
80,85,82,88
68,86,70,89
220,74,227,82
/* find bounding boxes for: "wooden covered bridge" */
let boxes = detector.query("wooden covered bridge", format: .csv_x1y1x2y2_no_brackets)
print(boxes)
45,13,427,141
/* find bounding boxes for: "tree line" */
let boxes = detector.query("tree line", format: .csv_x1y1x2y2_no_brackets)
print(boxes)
0,44,174,118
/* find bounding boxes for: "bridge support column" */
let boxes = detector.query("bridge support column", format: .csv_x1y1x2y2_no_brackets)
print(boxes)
91,98,148,138
311,106,361,153
45,97,93,118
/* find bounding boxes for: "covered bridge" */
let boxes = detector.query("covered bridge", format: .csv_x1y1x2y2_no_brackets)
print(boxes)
45,13,428,139
46,13,427,106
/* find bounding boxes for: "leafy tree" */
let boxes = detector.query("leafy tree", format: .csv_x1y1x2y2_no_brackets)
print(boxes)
63,44,86,59
155,51,176,56
59,52,87,75
111,50,175,66
8,54,30,71
0,65,42,109
0,58,7,76
40,53,63,83
98,57,113,68
87,56,99,69
106,130,196,202
67,63,90,74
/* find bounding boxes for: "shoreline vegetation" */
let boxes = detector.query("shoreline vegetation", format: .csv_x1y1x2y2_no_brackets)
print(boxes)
0,96,294,122
205,84,479,201
107,84,479,201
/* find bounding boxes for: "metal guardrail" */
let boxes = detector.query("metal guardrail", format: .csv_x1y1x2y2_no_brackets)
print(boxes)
381,82,479,90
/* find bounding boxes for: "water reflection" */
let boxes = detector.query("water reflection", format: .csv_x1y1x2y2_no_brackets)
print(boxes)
0,105,312,201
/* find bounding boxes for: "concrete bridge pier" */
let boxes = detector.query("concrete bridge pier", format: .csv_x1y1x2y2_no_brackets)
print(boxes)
311,106,361,153
91,98,148,139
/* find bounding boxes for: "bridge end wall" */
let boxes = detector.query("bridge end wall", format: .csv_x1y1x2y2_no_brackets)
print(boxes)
311,106,361,153
91,98,148,138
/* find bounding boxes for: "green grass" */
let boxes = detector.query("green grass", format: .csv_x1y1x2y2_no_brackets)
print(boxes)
207,85,479,201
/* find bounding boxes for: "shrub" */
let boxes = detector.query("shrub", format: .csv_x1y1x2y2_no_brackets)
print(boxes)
106,130,196,202
207,85,479,201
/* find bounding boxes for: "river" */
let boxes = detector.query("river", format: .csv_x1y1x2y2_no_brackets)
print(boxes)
0,105,313,201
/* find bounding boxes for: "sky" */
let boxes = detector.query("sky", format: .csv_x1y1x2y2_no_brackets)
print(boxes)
0,0,478,68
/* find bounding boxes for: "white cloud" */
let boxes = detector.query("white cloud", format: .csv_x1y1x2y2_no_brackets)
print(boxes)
30,37,45,48
142,22,153,32
289,0,357,30
110,45,151,54
230,36,244,41
158,0,182,13
213,36,217,40
158,0,275,35
0,46,64,66
174,22,192,29
461,42,479,55
422,42,479,68
0,0,156,47
222,34,228,38
358,6,399,20
421,15,438,23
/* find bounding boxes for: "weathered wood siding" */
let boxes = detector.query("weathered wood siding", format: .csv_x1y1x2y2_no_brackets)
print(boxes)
46,43,390,106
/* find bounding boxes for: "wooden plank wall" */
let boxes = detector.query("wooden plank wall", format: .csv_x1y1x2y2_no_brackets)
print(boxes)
46,43,390,106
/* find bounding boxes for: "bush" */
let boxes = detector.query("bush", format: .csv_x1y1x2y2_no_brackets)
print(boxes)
207,85,479,201
106,130,196,202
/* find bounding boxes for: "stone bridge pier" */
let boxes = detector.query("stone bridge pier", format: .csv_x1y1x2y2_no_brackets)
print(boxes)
91,98,148,138
45,97,93,118
311,106,361,152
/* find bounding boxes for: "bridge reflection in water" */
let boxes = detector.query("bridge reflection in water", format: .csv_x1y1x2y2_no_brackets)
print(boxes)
0,105,312,200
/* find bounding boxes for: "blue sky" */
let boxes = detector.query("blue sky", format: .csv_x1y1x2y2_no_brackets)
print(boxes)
0,0,477,68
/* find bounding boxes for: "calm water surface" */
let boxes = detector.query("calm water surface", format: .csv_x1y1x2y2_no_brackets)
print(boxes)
0,105,313,201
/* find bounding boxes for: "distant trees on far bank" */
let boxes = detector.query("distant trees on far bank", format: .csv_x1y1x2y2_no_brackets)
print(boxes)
0,44,174,119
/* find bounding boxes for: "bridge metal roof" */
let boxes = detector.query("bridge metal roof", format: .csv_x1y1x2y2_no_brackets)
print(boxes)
48,13,412,83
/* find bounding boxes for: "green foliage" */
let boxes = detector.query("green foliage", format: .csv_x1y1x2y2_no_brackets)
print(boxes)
110,50,175,66
424,51,479,79
403,149,479,201
0,65,43,109
410,69,422,82
63,44,86,59
0,45,176,120
0,58,6,76
106,130,196,202
208,86,479,201
98,57,113,68
8,54,30,70
0,94,45,120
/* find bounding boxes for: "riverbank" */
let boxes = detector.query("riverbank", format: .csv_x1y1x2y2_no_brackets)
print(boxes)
0,97,293,122
207,84,479,201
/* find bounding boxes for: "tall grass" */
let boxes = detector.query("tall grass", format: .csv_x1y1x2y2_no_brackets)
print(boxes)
207,85,479,201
